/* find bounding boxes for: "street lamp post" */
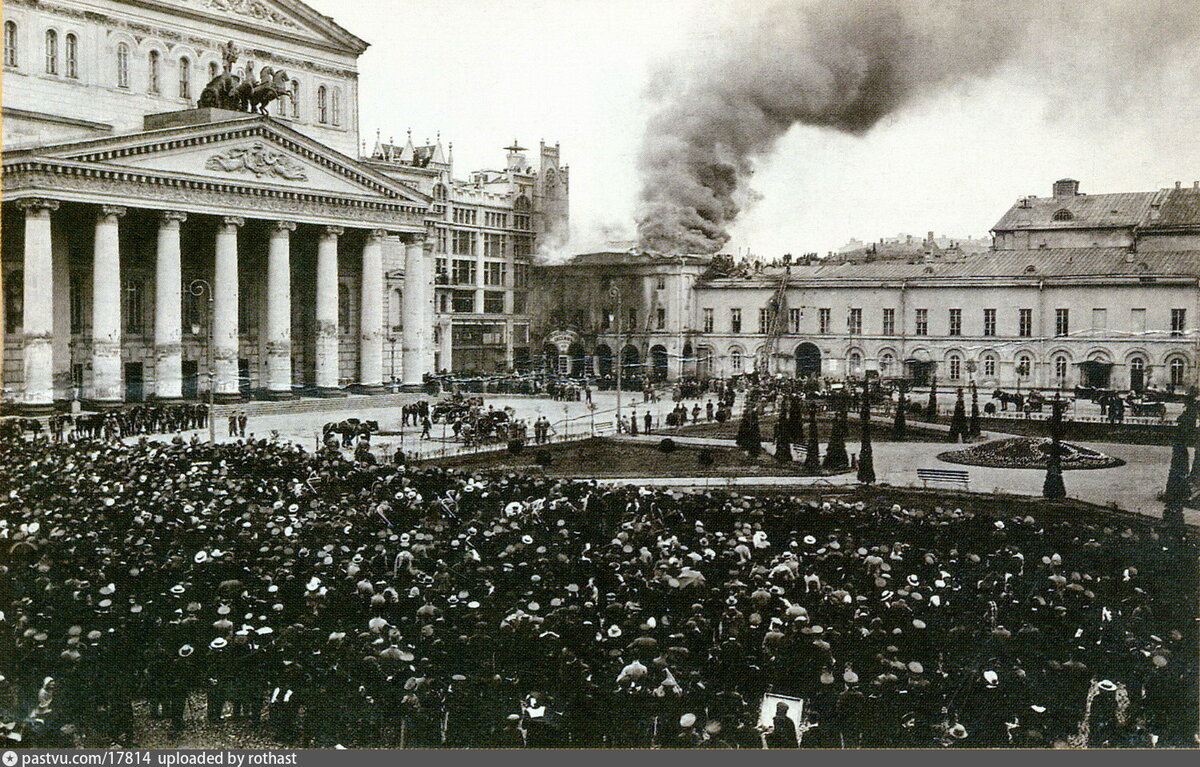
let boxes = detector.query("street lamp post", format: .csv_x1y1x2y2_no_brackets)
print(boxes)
188,279,216,443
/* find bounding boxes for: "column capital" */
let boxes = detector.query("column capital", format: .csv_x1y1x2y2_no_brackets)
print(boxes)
15,198,60,214
98,205,127,220
271,220,298,233
367,228,389,241
400,232,425,245
322,225,345,238
159,210,188,225
220,216,245,228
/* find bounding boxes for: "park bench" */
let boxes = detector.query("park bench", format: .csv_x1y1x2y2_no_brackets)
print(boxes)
916,467,970,490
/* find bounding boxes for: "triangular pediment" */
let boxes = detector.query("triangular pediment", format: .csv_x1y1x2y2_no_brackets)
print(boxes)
126,0,368,54
29,115,429,205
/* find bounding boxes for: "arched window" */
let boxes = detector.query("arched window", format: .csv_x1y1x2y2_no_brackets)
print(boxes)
730,347,743,374
316,85,328,123
389,287,403,330
433,183,447,201
948,353,962,381
116,42,130,88
880,352,894,375
848,351,863,376
330,86,341,125
1169,357,1186,388
147,49,161,93
1054,355,1069,385
982,352,997,378
4,21,18,68
289,79,300,118
178,56,190,99
64,33,77,78
1016,354,1032,379
1052,209,1074,221
44,29,57,74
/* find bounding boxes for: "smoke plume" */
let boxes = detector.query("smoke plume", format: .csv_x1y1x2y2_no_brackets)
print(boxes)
636,0,1200,254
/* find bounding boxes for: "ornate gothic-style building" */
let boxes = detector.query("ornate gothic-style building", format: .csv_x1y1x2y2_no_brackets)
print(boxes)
1,0,567,411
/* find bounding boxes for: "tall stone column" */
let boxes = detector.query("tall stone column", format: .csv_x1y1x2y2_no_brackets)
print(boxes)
358,228,386,392
265,220,296,397
154,211,187,400
17,199,59,412
51,225,72,402
401,235,431,386
314,225,342,393
212,216,243,399
90,205,126,405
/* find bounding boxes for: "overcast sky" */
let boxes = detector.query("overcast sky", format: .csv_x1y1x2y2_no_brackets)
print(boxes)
306,0,1200,258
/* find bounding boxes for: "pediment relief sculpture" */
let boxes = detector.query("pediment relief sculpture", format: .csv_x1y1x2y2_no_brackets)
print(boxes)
205,141,308,181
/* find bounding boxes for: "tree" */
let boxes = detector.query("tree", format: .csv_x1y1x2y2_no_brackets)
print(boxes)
787,395,805,445
925,376,939,422
893,385,907,439
1164,397,1197,524
804,400,822,471
1042,399,1067,501
823,395,849,471
969,382,981,439
857,385,876,484
736,397,763,457
948,388,968,442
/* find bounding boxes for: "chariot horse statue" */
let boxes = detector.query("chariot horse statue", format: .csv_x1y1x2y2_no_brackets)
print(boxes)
198,40,290,114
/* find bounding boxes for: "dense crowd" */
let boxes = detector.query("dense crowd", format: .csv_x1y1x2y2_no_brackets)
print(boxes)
0,435,1196,748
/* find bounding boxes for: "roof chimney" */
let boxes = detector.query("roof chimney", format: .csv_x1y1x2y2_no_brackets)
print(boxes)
1175,180,1182,190
1194,181,1199,189
1053,178,1080,197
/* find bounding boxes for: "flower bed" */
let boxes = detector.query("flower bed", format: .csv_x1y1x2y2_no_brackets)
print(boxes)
938,436,1125,470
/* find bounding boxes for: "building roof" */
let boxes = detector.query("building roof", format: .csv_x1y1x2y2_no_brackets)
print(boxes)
992,191,1162,231
699,248,1200,285
1147,187,1200,229
543,251,713,268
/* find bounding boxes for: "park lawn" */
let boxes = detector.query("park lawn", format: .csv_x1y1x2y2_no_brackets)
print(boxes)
422,437,849,478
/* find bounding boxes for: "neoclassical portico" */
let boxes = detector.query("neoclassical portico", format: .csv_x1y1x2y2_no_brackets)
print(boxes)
2,111,434,412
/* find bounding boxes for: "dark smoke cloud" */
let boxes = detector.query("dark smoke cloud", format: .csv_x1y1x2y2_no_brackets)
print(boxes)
636,0,1200,254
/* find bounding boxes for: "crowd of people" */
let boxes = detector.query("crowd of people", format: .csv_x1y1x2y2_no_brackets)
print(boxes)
1,432,1195,749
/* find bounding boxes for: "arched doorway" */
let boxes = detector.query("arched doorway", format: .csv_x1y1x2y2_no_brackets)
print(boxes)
567,341,588,378
650,345,669,382
595,344,613,378
681,343,694,378
542,343,560,374
1129,357,1146,392
621,345,641,380
795,343,821,379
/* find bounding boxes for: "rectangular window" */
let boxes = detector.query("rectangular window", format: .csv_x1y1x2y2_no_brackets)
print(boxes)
451,290,475,313
789,308,802,334
123,279,145,334
513,214,531,230
914,308,928,336
513,236,533,258
948,308,962,336
483,261,507,286
434,258,448,285
1055,308,1069,337
1092,308,1107,331
1171,308,1187,336
817,307,831,334
69,276,84,334
483,290,505,314
703,308,714,333
1131,307,1147,334
483,233,505,259
513,262,529,288
512,292,527,314
983,308,996,337
655,275,666,290
656,307,667,330
452,208,477,225
882,308,895,336
484,211,507,228
452,230,475,256
451,259,476,285
730,308,742,334
1019,308,1033,337
848,308,862,335
758,307,770,334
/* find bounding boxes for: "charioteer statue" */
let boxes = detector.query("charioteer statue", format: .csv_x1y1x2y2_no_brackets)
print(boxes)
198,40,290,114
